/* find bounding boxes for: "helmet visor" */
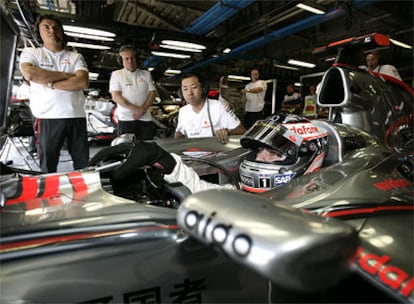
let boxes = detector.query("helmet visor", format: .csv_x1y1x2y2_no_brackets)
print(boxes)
241,120,303,157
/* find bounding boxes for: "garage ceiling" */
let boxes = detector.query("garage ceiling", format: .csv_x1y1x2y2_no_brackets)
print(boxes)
5,0,414,87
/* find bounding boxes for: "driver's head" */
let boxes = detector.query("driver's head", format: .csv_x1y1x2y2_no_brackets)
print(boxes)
239,114,328,193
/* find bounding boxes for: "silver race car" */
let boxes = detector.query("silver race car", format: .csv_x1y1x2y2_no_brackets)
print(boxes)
1,33,413,303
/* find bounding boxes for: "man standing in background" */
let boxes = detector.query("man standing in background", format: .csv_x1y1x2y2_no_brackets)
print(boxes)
20,14,89,173
282,84,302,114
302,83,318,118
365,51,402,81
110,45,156,140
241,68,267,130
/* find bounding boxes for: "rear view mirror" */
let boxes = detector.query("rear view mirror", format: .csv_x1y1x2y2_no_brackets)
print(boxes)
177,189,358,292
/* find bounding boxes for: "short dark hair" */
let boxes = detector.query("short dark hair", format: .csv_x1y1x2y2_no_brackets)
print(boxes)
180,73,204,84
34,14,67,46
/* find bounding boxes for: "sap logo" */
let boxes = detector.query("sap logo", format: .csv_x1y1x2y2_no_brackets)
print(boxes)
289,124,319,135
274,173,296,186
183,210,252,258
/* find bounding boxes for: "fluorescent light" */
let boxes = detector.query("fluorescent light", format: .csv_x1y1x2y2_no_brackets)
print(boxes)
160,44,202,52
67,42,110,50
228,75,251,81
151,51,191,59
296,3,325,14
148,67,154,71
288,59,316,68
165,69,181,74
161,40,206,50
390,38,412,49
63,25,115,37
65,32,114,41
294,82,303,87
274,64,300,71
223,48,231,54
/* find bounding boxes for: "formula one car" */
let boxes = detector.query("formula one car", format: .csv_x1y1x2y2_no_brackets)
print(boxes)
1,28,413,303
1,75,413,303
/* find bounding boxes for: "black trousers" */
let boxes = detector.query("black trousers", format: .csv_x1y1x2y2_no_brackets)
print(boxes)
244,111,264,130
118,120,155,140
38,118,89,173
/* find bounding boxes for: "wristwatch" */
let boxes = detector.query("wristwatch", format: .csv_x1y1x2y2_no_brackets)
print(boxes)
48,81,54,89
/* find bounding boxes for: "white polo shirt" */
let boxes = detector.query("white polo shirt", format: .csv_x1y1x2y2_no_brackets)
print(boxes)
19,47,88,118
244,80,267,112
361,64,402,81
176,99,241,138
109,68,156,121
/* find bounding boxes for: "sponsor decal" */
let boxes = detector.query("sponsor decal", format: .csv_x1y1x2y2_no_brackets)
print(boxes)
183,210,252,258
285,123,327,143
4,172,89,210
356,247,413,298
39,63,54,68
240,175,254,187
289,123,319,136
374,178,411,191
84,277,206,303
259,177,270,188
60,58,71,65
274,173,296,186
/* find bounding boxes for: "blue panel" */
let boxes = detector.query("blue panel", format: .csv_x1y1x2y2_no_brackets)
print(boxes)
181,0,378,74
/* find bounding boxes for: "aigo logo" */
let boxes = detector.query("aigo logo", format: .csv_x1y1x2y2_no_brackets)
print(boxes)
183,210,252,258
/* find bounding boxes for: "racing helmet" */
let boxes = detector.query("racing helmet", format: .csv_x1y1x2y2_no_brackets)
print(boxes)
239,114,328,193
